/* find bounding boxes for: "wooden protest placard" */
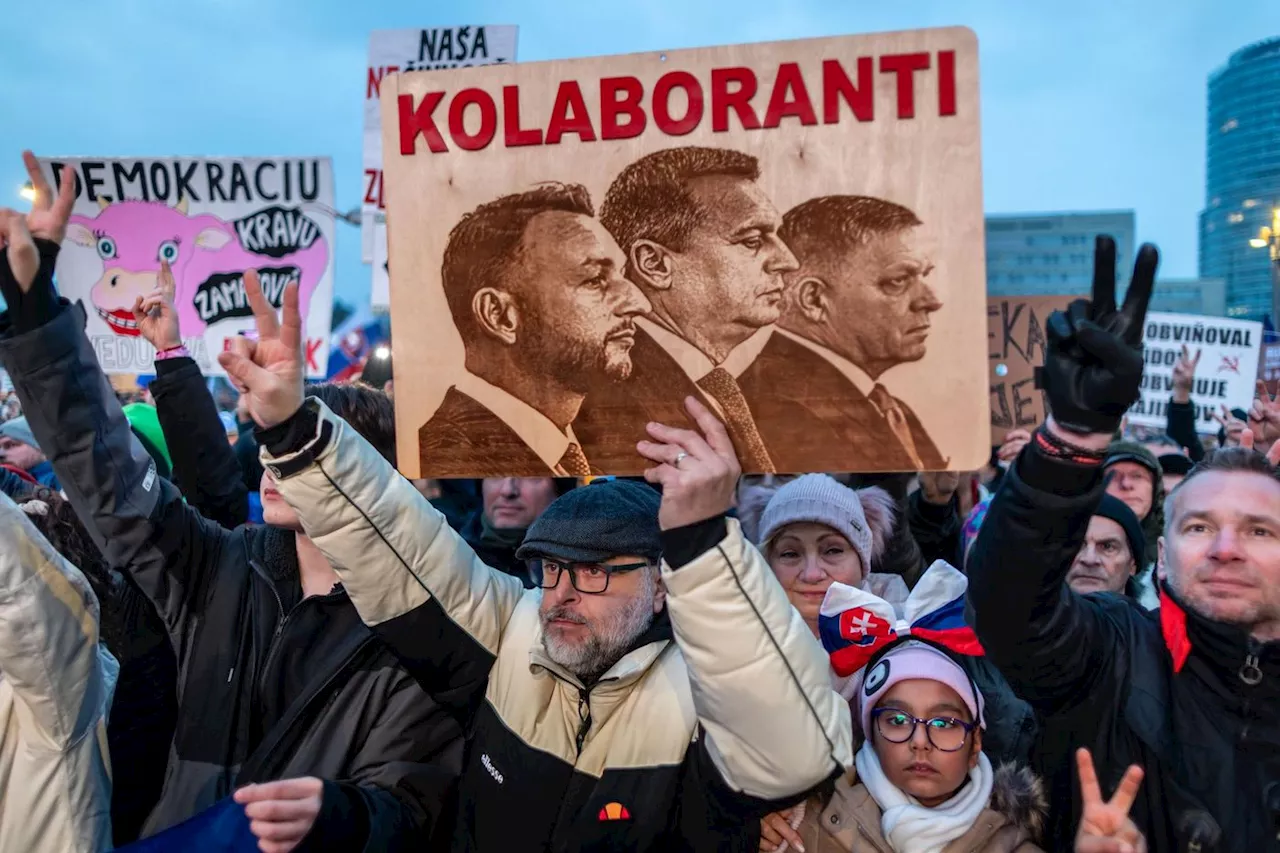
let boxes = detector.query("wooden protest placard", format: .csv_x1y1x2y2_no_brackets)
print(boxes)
988,296,1074,444
1128,312,1263,434
380,27,988,478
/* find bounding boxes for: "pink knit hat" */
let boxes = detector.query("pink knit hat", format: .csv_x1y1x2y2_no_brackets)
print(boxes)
857,640,986,737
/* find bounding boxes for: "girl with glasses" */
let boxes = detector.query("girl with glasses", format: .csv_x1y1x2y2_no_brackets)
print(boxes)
760,564,1049,853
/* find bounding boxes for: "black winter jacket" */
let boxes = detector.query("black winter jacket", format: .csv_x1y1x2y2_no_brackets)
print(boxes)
967,446,1280,853
0,298,464,851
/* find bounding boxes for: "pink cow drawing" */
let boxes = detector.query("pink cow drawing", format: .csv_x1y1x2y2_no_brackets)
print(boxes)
66,197,328,338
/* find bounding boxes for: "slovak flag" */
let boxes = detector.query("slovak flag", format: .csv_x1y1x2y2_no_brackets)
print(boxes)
325,308,387,382
819,560,984,676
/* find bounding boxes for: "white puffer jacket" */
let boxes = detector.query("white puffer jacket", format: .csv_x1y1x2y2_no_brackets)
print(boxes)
0,492,117,852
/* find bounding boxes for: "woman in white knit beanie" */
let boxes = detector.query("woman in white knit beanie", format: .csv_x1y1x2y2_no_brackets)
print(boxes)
756,473,906,638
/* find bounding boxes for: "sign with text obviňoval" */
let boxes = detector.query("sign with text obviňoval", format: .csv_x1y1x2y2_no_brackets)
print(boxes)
380,28,989,479
1128,312,1263,435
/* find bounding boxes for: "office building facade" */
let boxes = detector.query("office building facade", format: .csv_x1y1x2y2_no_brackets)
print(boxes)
1148,277,1227,316
1198,35,1280,321
986,210,1135,298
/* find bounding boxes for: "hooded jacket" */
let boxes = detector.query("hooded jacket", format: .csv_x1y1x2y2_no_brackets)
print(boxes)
258,396,853,851
792,764,1047,853
0,302,464,851
0,491,117,853
966,444,1280,852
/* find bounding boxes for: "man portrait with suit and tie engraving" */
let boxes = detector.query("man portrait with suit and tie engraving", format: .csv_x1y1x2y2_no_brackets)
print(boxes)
418,183,651,477
573,146,799,473
738,195,948,472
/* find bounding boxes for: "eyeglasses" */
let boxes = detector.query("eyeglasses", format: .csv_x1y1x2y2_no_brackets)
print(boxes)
530,558,652,594
871,707,977,752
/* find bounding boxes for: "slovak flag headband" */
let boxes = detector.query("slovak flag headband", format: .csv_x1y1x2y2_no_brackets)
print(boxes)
819,560,984,677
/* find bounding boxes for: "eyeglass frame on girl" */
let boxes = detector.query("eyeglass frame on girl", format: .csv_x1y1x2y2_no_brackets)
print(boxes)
870,707,979,752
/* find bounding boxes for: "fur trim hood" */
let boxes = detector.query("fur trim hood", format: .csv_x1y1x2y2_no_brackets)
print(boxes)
988,763,1048,842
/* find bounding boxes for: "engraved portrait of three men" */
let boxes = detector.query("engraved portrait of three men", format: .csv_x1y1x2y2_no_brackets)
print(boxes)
381,29,990,478
418,147,946,476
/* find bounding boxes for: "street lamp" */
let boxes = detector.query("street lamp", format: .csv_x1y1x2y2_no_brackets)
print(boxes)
1251,206,1280,330
18,183,35,203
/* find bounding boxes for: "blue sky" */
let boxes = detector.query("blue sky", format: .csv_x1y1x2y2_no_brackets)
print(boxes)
1,0,1275,309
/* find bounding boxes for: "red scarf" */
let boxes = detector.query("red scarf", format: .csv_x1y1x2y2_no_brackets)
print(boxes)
1160,587,1193,673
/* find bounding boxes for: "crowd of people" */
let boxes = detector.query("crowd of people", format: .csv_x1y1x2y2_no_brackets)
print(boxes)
0,150,1276,853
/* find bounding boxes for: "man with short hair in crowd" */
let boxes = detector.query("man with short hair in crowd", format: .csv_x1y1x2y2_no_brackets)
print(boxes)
0,152,463,851
218,269,851,850
967,236,1280,851
460,477,574,584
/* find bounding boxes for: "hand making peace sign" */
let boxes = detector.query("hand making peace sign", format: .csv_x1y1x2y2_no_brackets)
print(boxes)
1074,748,1147,853
1041,236,1158,438
216,269,306,430
0,152,76,291
1239,426,1280,467
1248,379,1280,452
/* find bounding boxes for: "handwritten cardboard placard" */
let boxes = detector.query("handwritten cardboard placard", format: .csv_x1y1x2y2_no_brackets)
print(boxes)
987,295,1074,444
381,28,988,477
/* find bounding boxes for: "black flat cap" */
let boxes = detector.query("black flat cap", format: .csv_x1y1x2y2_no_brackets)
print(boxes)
516,479,662,563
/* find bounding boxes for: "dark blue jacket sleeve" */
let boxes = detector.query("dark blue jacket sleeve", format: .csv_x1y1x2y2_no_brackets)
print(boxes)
150,358,249,529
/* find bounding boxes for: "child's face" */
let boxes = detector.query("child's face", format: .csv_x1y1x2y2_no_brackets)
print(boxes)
871,678,981,807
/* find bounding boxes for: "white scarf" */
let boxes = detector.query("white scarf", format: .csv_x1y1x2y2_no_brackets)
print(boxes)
855,740,993,853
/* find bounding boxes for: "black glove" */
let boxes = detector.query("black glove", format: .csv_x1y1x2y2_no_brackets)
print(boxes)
1036,236,1157,435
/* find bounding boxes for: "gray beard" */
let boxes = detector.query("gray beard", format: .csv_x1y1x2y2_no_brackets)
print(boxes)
541,574,656,683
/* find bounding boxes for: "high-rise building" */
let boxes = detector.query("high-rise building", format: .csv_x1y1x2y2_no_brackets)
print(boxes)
985,211,1135,298
1198,35,1280,321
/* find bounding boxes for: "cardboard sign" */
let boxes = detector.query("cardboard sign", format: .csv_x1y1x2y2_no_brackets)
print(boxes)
988,296,1074,444
37,157,336,377
363,26,518,265
380,28,988,478
1128,312,1263,434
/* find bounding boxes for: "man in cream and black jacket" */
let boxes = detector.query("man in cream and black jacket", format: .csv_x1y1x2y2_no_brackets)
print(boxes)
219,269,852,850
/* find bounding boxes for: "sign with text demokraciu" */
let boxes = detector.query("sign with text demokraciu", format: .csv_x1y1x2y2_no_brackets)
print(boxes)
380,28,988,479
1128,311,1263,434
36,156,336,377
363,25,518,280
